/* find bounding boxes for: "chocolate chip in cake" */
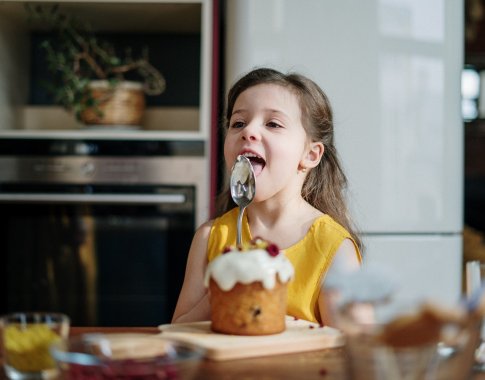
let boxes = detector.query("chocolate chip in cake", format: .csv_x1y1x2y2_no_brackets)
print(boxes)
250,306,262,318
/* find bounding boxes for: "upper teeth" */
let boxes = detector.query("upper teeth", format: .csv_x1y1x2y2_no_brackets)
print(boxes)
243,153,259,158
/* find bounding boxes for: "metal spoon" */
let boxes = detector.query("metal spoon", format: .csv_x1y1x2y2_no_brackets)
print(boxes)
230,155,256,246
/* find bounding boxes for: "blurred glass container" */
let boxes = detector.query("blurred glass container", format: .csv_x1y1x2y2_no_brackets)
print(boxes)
50,333,204,380
325,264,483,380
0,312,70,379
334,299,481,380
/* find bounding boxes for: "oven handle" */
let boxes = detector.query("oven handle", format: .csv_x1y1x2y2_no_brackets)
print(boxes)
0,193,186,204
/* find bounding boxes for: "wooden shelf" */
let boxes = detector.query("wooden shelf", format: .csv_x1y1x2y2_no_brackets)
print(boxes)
17,106,202,137
0,0,213,139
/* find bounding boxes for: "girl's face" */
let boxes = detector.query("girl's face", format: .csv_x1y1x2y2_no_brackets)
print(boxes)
224,83,311,202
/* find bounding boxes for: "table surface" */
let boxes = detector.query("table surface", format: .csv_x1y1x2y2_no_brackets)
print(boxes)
1,326,485,380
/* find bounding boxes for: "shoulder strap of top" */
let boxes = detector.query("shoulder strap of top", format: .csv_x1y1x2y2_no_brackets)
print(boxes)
207,208,243,262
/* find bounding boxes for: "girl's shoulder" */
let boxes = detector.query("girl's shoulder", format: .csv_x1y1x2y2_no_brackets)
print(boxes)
208,208,239,238
310,215,361,260
195,208,239,240
213,208,239,224
190,219,215,250
195,218,215,235
312,214,352,238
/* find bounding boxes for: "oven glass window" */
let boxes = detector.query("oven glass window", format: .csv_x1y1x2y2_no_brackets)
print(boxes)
1,186,194,327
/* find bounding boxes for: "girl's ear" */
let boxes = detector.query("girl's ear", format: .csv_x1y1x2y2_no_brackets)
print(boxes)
301,141,324,169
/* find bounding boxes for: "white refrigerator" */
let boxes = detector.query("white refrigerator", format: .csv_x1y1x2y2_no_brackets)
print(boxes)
224,0,464,305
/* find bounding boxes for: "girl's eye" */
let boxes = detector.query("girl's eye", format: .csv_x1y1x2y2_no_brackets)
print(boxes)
267,121,282,129
229,121,245,129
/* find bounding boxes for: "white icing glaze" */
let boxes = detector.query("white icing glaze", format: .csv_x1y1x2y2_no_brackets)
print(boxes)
204,248,294,291
233,159,251,184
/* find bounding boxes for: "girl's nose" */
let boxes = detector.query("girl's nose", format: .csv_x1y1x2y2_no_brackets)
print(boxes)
241,123,260,141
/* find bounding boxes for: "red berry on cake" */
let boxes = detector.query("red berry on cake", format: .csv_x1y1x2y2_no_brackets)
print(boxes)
266,243,279,257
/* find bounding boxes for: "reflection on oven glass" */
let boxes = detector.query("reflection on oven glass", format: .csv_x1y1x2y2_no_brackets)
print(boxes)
3,190,194,327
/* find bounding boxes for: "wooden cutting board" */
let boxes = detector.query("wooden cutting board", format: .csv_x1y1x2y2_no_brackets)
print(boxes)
158,318,344,361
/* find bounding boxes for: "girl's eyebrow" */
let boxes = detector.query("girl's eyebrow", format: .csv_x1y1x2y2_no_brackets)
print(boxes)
231,109,246,117
231,108,290,118
268,109,289,118
265,109,292,123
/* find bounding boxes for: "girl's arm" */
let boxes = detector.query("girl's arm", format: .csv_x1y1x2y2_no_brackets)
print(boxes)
171,220,213,323
318,238,361,327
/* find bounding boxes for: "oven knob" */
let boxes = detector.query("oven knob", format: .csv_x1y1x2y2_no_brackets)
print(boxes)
82,162,96,177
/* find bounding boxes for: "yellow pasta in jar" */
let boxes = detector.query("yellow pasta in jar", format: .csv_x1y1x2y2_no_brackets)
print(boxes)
4,324,61,372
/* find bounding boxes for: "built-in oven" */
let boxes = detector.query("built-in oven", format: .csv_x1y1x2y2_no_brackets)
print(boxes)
0,138,208,326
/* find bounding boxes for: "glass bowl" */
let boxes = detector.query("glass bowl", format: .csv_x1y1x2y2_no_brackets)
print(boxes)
0,312,70,380
50,333,204,380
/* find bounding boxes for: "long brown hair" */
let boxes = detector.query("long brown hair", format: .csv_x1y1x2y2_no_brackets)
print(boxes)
217,67,362,250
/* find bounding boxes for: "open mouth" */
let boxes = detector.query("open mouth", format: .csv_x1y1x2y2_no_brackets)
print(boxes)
242,152,265,176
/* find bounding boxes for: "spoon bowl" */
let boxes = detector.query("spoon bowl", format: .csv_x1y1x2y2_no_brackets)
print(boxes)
230,155,256,246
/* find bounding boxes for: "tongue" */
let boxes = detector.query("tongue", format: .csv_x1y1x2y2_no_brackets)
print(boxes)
250,161,264,176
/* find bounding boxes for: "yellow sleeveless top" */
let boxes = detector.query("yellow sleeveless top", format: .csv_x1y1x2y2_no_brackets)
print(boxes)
207,208,362,323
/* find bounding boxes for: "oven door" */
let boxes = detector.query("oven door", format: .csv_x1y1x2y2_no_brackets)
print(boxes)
0,185,194,327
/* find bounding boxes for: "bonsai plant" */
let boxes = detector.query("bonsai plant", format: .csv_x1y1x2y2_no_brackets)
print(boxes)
26,3,166,125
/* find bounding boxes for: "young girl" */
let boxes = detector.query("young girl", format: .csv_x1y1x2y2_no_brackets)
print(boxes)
172,67,362,326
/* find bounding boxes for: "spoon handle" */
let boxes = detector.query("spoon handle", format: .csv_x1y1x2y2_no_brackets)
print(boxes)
236,206,245,246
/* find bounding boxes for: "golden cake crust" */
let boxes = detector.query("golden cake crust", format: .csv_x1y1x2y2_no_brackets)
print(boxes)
209,279,287,335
